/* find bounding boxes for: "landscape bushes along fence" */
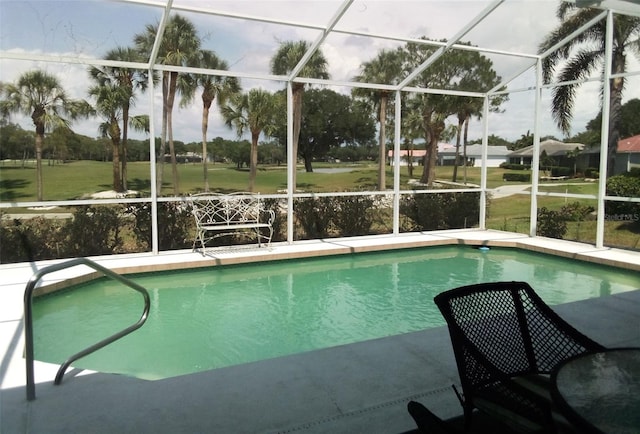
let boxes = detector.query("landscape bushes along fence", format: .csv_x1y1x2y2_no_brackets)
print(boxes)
294,195,377,239
400,191,481,231
502,173,531,182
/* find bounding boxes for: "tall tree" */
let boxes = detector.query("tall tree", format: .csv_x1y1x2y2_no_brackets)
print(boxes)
88,82,149,192
270,40,329,189
89,46,150,191
400,108,424,179
401,39,464,186
353,48,403,190
401,39,504,186
135,14,201,194
221,89,277,192
182,50,240,192
0,70,92,200
451,51,506,183
539,3,640,177
296,89,375,172
271,89,376,173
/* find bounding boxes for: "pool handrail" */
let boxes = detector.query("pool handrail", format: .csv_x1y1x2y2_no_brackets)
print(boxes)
24,257,151,401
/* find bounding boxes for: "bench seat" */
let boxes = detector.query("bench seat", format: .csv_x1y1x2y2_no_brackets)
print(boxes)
190,192,275,253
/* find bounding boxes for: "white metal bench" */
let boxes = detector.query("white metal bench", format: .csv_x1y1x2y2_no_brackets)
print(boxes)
190,192,275,253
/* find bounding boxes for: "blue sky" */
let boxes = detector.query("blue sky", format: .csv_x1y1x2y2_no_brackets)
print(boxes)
1,0,638,144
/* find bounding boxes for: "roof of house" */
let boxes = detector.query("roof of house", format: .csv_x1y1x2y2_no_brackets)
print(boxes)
387,144,510,158
618,134,640,153
508,139,584,157
464,145,511,157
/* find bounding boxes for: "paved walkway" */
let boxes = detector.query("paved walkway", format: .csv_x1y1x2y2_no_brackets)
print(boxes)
490,182,595,199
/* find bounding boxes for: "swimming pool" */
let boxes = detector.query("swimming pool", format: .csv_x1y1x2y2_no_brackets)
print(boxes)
32,246,640,380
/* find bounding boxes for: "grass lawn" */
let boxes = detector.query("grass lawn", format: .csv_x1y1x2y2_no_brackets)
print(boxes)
2,160,516,200
2,160,637,250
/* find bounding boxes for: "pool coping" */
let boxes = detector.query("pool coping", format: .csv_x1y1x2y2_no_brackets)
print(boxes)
7,229,640,298
1,229,640,433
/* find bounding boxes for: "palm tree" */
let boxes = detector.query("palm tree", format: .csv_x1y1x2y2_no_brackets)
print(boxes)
135,14,200,194
89,46,150,191
539,3,640,176
221,89,277,192
88,82,149,192
182,50,240,192
451,52,506,183
400,109,424,179
270,40,329,190
0,70,92,200
401,39,460,186
353,48,403,191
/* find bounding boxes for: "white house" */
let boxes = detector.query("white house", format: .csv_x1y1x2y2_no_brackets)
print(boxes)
388,143,509,168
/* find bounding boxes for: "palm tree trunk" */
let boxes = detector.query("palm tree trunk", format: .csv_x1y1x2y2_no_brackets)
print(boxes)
249,130,259,192
121,103,130,191
202,102,211,192
463,116,470,184
34,128,44,201
378,94,387,191
407,140,414,178
292,84,304,190
168,71,179,195
157,73,169,193
112,137,123,192
607,50,625,177
420,119,444,187
453,115,464,182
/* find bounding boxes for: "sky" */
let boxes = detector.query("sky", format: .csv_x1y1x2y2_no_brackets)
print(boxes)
1,0,639,145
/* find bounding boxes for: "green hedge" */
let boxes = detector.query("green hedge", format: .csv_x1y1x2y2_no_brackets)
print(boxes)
585,167,599,178
400,191,481,231
606,172,640,223
294,195,377,239
503,173,531,182
550,167,572,177
500,163,530,170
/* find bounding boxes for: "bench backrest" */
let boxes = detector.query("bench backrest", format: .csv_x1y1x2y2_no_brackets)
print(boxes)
190,193,262,225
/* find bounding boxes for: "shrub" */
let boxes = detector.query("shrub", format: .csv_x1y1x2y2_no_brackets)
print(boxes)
332,195,375,236
606,172,640,222
503,173,531,182
537,207,567,239
262,198,286,242
585,167,599,178
500,163,529,170
550,166,572,177
295,197,334,239
64,205,124,256
400,192,481,231
559,202,595,221
128,202,193,250
0,215,66,263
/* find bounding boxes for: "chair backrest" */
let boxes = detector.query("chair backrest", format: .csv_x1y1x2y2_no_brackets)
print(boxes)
434,281,604,391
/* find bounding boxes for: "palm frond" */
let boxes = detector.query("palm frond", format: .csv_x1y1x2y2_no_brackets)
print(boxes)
552,48,602,134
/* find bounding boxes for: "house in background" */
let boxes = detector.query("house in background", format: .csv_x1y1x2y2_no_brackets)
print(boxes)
615,134,640,173
444,144,510,167
566,135,640,175
388,143,509,167
508,139,585,168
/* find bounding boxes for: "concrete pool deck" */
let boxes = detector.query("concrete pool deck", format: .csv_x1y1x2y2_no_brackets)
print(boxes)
1,229,640,433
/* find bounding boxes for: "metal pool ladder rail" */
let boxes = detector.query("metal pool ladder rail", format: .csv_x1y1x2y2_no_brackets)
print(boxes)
24,257,150,401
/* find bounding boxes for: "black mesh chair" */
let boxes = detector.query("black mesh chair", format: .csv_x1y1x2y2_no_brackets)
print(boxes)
407,401,460,434
434,281,605,433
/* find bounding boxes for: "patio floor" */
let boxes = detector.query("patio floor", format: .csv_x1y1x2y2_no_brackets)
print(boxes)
2,230,639,433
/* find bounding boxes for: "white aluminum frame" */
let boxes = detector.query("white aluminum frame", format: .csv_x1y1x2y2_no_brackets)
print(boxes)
1,0,639,254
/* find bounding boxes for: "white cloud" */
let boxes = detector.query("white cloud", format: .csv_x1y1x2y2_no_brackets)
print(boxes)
1,1,639,144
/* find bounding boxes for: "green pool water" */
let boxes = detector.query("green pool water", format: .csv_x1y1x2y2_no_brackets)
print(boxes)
32,246,640,380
